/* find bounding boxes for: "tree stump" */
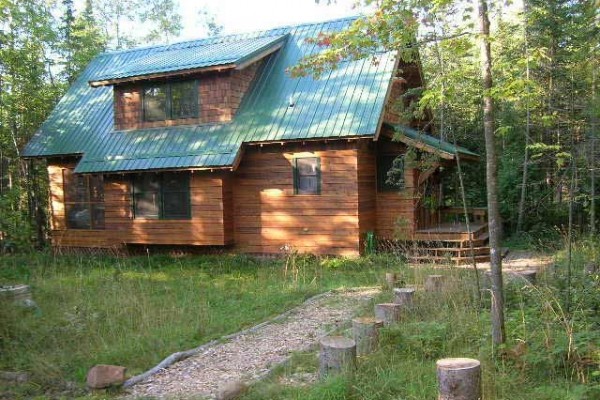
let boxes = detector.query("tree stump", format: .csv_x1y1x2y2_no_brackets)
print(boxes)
393,288,416,308
352,317,383,356
385,272,398,288
319,336,356,379
584,262,599,275
374,303,402,325
425,275,445,292
436,358,481,400
512,269,537,285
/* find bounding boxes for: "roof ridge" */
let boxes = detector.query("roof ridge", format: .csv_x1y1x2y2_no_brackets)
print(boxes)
99,15,361,57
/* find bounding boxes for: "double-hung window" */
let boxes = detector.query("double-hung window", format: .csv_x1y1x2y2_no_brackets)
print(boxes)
293,157,321,195
63,169,105,229
132,172,191,219
143,81,198,122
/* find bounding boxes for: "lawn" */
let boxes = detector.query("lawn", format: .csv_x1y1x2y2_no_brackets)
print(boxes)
1,247,598,400
0,251,399,398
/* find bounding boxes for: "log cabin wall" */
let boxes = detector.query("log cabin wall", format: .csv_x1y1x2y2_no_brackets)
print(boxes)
374,139,419,241
48,161,232,248
232,141,363,256
357,141,377,252
114,60,262,131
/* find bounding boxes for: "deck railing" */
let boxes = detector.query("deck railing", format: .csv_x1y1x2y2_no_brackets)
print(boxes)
441,207,488,224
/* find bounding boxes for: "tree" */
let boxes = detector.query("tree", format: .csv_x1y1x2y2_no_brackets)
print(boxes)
477,0,505,345
138,0,183,44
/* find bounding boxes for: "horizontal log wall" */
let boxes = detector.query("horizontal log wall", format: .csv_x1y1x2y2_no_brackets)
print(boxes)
48,162,232,248
232,141,362,256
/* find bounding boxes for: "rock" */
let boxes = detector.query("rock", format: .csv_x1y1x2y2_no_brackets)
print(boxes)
86,365,126,389
216,379,248,400
0,371,30,383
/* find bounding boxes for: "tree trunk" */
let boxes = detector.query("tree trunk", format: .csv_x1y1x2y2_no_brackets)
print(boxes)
517,2,531,234
477,0,505,345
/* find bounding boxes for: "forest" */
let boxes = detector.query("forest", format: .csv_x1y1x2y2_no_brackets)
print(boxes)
0,0,598,252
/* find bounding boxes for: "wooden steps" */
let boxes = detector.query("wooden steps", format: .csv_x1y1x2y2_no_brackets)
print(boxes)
406,222,491,264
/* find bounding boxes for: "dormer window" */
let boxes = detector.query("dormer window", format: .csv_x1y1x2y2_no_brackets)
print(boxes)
142,80,199,122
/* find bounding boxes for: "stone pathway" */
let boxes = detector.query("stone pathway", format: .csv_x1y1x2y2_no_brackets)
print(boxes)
125,288,379,399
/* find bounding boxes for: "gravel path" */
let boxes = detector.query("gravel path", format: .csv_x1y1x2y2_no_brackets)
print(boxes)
125,288,379,399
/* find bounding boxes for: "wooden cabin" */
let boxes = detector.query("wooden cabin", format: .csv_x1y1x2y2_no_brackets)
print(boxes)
23,17,488,261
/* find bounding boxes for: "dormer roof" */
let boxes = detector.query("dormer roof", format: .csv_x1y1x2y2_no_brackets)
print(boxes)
89,33,288,87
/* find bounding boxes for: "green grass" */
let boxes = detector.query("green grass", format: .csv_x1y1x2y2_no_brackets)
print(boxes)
0,251,401,398
242,258,600,400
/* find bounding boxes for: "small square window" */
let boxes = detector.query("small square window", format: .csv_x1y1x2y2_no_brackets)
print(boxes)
142,81,198,122
132,172,191,219
294,157,320,195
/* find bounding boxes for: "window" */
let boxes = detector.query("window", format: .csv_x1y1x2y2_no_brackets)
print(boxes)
132,172,190,219
63,169,105,229
143,81,198,122
378,154,405,192
294,157,320,195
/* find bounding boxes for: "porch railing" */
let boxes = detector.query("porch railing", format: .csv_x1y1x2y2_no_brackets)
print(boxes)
441,207,488,224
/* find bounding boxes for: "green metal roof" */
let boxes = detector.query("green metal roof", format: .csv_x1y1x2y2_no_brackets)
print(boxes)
23,16,399,173
90,34,288,84
387,124,479,160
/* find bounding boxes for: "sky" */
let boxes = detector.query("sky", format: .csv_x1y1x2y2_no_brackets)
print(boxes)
176,0,370,40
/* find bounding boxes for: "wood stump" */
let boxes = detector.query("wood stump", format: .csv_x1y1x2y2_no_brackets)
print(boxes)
319,336,356,379
352,317,383,356
512,269,537,285
374,303,402,325
584,262,598,275
393,288,416,308
425,275,445,292
385,272,398,288
437,358,481,400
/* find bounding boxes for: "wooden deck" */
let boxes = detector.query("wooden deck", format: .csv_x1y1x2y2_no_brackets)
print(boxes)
408,222,491,264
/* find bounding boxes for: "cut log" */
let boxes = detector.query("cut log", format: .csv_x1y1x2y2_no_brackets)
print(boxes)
393,288,416,308
319,336,356,379
511,269,537,285
425,275,445,292
385,272,398,288
436,358,481,400
374,303,402,325
0,285,31,302
584,262,599,275
352,317,383,356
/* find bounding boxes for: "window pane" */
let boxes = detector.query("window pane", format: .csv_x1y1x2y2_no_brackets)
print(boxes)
91,204,105,229
162,191,190,219
64,170,88,203
297,176,318,194
296,157,318,176
134,174,161,192
66,203,91,229
162,172,188,192
143,86,167,121
170,81,197,119
134,192,160,218
378,155,405,191
89,175,104,202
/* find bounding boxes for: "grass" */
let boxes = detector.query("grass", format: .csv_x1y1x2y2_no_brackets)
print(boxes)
242,252,600,400
1,246,598,399
0,251,400,398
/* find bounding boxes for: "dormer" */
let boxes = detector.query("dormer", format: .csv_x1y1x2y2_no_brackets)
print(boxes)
88,34,288,131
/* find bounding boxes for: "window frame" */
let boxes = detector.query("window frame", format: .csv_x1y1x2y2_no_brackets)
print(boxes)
131,172,191,220
293,156,321,195
62,169,105,230
142,80,199,122
377,154,405,192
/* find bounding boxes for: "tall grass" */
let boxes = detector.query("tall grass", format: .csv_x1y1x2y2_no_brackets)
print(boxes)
0,252,398,397
243,259,599,400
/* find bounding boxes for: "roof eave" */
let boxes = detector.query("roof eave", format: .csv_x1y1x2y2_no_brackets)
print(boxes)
88,64,237,87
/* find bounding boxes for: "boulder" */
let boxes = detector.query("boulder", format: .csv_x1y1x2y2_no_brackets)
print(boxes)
86,365,126,389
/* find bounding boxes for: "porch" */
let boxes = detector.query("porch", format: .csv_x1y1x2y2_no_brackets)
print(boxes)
408,207,491,264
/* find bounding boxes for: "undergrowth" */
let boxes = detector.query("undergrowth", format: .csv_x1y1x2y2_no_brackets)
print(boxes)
243,247,600,400
0,251,399,398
